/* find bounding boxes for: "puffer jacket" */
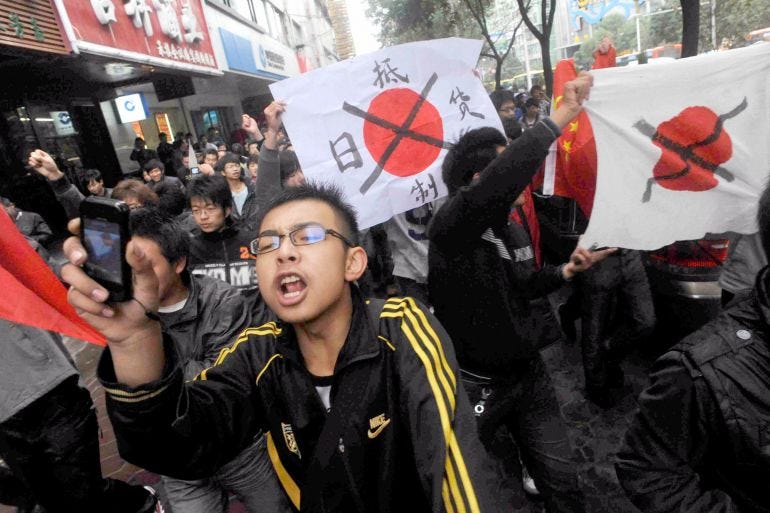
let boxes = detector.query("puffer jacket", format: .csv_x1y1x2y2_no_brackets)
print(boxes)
616,266,770,513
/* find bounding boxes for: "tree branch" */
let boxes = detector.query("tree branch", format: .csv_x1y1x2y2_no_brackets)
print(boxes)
516,0,544,41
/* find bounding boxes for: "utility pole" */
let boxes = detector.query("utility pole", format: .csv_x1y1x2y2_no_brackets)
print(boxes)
711,0,717,49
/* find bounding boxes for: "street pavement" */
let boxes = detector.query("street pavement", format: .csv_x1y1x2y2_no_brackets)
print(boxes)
1,321,665,513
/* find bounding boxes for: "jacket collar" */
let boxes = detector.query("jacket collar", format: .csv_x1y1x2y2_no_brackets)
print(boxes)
275,285,380,373
158,273,198,326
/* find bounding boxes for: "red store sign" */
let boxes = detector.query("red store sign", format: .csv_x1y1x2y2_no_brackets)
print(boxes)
60,0,219,73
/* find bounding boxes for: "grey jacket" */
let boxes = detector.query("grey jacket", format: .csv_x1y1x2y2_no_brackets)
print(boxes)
48,175,113,220
0,320,78,423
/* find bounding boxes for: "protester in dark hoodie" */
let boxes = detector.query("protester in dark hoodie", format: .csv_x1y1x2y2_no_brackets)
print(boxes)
428,72,609,513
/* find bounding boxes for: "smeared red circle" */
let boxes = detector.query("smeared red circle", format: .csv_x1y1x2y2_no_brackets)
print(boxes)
652,106,733,192
363,88,443,177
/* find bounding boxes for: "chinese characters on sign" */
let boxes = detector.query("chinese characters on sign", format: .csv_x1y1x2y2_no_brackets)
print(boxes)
372,58,409,88
411,173,438,203
0,12,45,42
450,86,485,121
86,0,214,67
329,132,363,172
270,38,503,229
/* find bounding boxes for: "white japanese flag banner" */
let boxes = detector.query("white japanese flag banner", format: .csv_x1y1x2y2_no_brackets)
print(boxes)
581,43,770,250
269,38,503,229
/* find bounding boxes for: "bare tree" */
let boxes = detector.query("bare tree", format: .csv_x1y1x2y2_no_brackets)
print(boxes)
515,0,557,96
461,0,527,89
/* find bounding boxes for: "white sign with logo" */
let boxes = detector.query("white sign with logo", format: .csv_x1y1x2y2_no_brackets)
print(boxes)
115,93,149,123
50,111,77,136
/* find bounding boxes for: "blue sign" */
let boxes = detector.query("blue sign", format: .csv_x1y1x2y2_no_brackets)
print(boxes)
567,0,646,30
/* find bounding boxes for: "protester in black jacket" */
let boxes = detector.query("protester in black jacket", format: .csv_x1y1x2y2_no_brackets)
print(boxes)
62,181,501,513
428,72,609,513
187,176,258,290
616,185,770,513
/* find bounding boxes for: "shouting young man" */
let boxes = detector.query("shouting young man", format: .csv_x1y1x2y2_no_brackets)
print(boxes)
63,182,501,513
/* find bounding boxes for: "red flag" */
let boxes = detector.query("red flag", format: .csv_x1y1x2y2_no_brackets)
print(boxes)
533,58,598,217
0,208,106,345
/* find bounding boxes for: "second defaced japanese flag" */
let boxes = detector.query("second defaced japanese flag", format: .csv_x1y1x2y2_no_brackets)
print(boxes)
581,43,770,250
269,38,502,229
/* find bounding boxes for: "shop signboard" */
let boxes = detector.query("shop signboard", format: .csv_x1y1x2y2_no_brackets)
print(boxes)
60,0,219,74
218,27,298,81
0,0,70,55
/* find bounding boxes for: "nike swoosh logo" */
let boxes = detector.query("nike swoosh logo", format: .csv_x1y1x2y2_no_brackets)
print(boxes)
367,418,391,439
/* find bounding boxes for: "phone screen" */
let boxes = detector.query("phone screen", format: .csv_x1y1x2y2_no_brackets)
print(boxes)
82,218,124,286
191,166,200,175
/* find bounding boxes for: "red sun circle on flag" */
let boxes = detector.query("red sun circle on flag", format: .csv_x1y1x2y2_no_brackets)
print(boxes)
363,88,444,177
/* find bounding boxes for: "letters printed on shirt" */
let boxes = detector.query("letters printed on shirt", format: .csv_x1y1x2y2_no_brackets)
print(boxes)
367,413,391,439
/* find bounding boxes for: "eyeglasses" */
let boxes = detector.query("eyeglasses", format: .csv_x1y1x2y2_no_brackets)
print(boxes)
249,223,355,255
498,107,517,113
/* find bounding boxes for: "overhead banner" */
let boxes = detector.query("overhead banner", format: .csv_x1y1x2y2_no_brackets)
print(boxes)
581,43,770,250
270,38,503,229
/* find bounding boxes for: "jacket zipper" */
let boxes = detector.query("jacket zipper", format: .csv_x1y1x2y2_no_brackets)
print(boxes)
338,436,366,513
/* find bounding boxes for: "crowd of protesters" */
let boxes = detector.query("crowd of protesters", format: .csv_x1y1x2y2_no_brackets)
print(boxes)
0,68,767,513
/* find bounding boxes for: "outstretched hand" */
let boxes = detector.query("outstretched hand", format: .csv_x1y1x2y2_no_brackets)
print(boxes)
61,235,165,386
263,101,287,150
28,149,64,181
242,113,263,140
561,246,617,279
550,71,593,129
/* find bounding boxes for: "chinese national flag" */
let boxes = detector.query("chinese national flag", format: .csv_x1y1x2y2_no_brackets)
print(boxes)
0,208,106,346
534,58,598,217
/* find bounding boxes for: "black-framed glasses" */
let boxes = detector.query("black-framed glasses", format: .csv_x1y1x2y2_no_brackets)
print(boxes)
249,223,355,255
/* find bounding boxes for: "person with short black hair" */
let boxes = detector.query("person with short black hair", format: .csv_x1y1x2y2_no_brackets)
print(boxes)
144,159,185,192
82,169,112,198
63,181,502,513
520,98,543,130
429,73,605,513
489,89,517,120
278,150,305,188
216,152,258,229
185,175,257,290
615,185,770,513
246,155,259,185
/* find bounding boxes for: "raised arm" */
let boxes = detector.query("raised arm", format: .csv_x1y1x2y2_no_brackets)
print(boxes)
28,149,85,220
429,72,593,247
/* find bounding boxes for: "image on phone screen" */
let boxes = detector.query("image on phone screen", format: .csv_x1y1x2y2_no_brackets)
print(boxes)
83,218,123,286
191,167,200,175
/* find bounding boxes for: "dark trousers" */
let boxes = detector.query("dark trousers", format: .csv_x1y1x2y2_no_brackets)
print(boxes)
463,356,586,513
0,377,152,513
578,250,655,391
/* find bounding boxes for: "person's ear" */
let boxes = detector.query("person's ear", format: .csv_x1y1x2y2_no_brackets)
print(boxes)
174,256,187,275
344,246,367,283
225,207,232,218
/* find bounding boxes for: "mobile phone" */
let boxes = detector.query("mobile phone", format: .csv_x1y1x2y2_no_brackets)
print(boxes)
191,166,200,175
79,197,132,302
239,155,249,164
